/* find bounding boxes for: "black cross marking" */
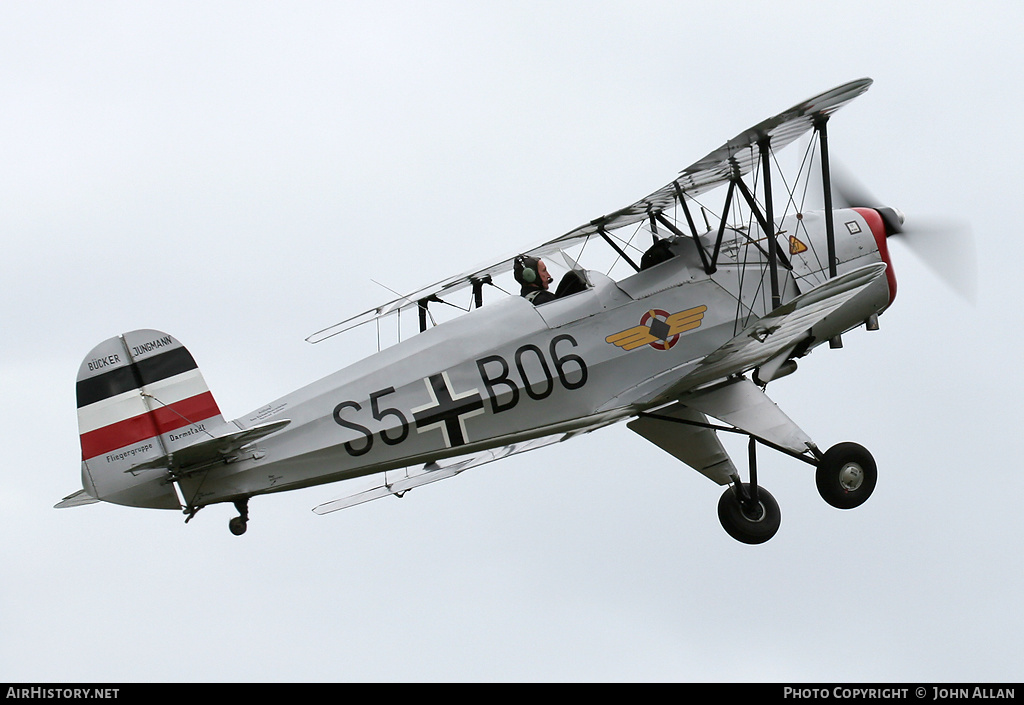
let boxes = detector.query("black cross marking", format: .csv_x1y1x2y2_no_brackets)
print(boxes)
412,372,485,448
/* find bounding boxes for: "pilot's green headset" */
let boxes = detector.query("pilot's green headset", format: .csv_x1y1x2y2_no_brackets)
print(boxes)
514,255,539,285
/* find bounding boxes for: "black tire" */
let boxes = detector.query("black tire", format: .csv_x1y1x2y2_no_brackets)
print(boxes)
717,483,781,544
816,442,877,509
228,517,248,536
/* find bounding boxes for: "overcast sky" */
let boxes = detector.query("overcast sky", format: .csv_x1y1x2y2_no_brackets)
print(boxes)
2,1,1022,683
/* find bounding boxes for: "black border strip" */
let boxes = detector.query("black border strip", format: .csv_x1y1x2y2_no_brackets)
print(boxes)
76,346,197,409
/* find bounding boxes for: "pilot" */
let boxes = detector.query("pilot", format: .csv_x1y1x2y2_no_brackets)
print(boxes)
514,255,556,305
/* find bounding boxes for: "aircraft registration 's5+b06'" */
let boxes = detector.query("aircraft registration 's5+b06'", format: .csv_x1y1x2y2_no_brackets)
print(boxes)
61,78,943,543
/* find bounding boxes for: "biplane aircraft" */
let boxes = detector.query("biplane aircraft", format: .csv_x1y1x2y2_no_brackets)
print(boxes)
61,78,931,543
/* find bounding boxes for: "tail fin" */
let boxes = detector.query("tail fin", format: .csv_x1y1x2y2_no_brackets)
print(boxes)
72,329,225,509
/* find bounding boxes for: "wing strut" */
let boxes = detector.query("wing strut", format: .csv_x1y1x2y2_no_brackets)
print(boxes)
712,178,736,270
657,195,714,274
598,224,641,272
759,137,782,309
733,177,793,272
470,276,488,308
638,407,818,466
417,296,438,333
815,115,839,279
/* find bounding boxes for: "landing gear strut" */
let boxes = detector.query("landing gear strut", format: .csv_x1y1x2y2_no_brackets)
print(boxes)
717,437,782,544
228,499,249,536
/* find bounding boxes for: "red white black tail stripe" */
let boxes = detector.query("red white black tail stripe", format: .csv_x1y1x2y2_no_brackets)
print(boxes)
76,330,223,463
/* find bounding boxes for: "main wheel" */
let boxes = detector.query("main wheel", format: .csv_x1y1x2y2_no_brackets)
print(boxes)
816,442,876,509
718,483,781,544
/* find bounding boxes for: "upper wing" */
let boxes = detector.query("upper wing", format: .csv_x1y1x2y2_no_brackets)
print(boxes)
543,78,873,249
308,79,872,343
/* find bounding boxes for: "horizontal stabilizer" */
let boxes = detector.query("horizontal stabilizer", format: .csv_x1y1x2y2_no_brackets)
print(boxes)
54,489,100,509
127,418,292,474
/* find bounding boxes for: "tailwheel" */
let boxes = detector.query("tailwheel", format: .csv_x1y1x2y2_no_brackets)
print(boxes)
228,498,249,536
815,442,877,509
718,482,781,544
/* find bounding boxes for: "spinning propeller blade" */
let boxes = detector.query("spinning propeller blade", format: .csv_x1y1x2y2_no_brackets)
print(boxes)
885,216,977,304
820,159,977,303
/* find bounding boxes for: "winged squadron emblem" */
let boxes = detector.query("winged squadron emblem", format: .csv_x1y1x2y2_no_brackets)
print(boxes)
605,305,707,351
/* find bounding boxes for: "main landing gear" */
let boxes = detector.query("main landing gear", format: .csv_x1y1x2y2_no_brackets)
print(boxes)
718,481,782,544
717,436,877,544
815,442,877,510
718,438,782,544
634,379,878,544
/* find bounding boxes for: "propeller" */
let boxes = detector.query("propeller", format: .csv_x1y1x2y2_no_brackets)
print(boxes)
820,159,978,304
